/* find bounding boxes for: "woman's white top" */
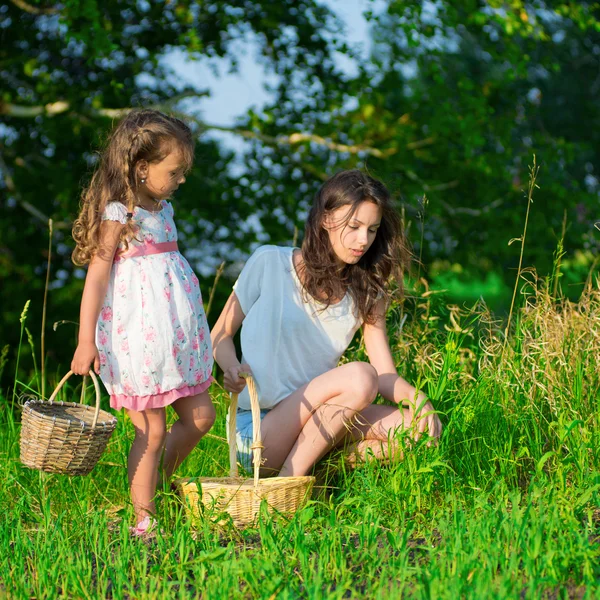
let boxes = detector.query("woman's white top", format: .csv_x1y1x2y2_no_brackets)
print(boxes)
233,245,362,410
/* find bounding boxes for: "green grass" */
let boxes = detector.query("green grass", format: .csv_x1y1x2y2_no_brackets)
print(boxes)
2,274,600,598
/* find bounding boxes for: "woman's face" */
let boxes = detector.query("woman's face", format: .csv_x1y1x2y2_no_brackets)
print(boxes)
324,200,382,266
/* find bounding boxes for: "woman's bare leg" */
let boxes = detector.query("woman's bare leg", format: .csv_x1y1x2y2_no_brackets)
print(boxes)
259,362,379,477
125,408,167,524
343,404,412,466
163,390,216,479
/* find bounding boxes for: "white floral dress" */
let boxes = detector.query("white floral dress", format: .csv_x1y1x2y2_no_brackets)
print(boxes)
97,201,213,411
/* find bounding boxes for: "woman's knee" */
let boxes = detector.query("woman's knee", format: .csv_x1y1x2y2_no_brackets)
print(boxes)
344,362,378,407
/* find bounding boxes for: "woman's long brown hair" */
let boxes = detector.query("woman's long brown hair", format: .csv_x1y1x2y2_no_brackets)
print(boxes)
299,170,411,325
72,109,194,265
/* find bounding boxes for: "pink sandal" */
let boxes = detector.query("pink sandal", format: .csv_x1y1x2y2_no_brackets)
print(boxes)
129,515,157,537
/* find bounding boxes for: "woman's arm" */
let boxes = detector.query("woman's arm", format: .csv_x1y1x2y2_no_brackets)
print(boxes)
71,221,123,375
211,292,250,393
363,298,442,438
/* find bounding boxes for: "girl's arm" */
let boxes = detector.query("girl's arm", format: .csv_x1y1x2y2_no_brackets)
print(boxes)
210,292,250,393
71,221,123,375
363,298,442,439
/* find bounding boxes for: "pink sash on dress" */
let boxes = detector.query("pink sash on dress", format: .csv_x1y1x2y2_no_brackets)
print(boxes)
114,241,178,261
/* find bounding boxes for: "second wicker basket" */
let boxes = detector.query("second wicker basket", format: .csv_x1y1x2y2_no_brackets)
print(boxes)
177,374,314,527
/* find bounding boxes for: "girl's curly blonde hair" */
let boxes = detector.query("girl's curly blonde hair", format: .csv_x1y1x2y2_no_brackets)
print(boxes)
72,109,194,265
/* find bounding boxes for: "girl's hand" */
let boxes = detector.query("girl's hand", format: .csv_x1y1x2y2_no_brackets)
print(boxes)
71,342,100,376
410,399,442,441
223,363,252,394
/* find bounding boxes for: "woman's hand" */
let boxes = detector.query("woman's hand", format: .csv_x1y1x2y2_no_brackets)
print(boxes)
223,363,252,394
71,342,100,376
410,398,442,441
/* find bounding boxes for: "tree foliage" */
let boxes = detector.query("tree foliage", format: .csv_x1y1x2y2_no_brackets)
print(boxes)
238,0,600,275
0,0,345,383
1,0,600,387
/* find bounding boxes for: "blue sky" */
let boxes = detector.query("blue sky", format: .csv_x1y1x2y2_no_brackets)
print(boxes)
164,0,380,152
160,1,385,274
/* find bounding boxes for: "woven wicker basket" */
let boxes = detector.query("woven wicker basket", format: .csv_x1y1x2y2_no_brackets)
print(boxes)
178,375,314,527
20,370,117,476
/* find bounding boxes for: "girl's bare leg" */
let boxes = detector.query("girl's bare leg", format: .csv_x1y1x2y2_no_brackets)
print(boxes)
259,362,379,477
125,407,167,524
162,390,216,479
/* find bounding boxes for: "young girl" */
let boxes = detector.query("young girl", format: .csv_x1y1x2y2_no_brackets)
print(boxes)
211,170,442,476
71,109,215,535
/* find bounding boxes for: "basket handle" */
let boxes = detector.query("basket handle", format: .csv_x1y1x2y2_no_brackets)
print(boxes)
227,373,262,487
48,370,103,428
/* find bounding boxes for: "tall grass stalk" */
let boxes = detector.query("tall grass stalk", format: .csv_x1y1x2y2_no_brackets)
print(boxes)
12,300,31,405
205,261,225,318
503,155,539,350
551,210,567,299
0,345,9,383
25,327,39,394
416,194,428,286
41,218,53,399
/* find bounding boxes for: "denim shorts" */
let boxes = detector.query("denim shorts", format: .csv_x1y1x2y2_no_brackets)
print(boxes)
226,408,269,474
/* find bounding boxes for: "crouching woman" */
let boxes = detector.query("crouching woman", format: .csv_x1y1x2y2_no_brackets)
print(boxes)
211,170,442,476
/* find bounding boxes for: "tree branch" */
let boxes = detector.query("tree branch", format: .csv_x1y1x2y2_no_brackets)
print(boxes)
0,98,426,159
9,0,58,15
1,99,457,191
400,166,459,193
440,197,504,216
0,148,69,229
0,101,70,117
406,136,436,150
0,91,209,119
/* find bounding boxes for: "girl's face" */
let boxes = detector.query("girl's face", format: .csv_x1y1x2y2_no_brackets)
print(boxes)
138,149,187,201
324,200,382,266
